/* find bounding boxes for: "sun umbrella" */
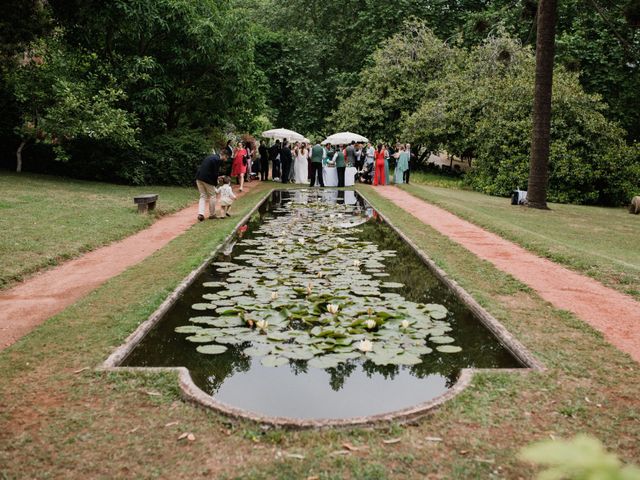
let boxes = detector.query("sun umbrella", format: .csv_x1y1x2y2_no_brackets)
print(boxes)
321,131,369,145
261,128,306,142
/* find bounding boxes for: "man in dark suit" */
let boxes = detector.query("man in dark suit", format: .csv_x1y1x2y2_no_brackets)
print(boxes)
269,139,282,180
280,140,292,184
195,149,226,221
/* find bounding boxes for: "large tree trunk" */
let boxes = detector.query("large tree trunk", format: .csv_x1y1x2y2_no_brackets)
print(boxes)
16,140,26,173
527,0,558,209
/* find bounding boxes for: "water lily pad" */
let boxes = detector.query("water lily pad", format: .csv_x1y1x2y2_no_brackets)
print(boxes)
430,336,455,344
196,344,228,355
308,356,341,369
192,303,216,311
382,282,404,289
261,355,289,367
175,325,203,334
244,344,272,357
436,345,462,353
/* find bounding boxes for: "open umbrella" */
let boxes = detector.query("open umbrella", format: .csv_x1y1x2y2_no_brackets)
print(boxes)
261,128,306,142
321,131,369,145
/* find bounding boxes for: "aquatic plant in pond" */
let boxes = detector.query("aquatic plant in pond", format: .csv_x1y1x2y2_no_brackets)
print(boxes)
175,191,462,369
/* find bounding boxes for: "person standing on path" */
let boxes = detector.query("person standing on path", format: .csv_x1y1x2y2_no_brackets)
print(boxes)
373,144,386,186
280,140,293,184
405,143,414,184
334,145,346,187
217,176,237,217
309,142,325,187
195,149,225,221
346,141,356,168
393,145,409,184
294,142,310,184
231,141,248,192
259,140,269,181
269,140,281,180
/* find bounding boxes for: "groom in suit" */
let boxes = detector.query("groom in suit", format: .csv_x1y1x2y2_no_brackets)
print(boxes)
280,140,293,184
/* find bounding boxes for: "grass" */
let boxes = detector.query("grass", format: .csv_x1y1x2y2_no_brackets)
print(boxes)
0,172,197,290
1,182,638,479
408,171,466,189
401,182,640,300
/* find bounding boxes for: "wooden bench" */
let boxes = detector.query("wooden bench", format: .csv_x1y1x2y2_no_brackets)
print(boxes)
134,194,158,214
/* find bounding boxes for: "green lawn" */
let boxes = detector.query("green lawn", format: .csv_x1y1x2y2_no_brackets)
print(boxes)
402,182,640,300
0,172,196,290
1,183,637,479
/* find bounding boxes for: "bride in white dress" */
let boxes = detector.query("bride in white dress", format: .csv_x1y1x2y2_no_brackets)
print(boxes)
294,143,309,184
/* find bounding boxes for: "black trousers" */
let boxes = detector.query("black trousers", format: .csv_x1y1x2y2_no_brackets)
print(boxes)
272,159,281,179
404,169,410,184
281,160,291,184
260,158,269,180
309,162,324,187
337,167,345,187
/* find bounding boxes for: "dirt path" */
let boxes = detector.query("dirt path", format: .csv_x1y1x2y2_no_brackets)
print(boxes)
377,186,640,363
0,182,261,350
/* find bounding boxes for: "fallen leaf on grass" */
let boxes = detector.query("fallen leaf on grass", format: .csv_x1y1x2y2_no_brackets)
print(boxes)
145,391,161,396
306,477,319,480
459,450,469,455
329,450,350,456
382,438,402,445
73,367,89,374
425,436,443,442
165,421,179,428
285,453,305,460
127,427,139,434
178,432,196,441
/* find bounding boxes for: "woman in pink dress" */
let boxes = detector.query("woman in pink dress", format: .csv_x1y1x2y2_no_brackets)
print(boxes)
231,141,247,192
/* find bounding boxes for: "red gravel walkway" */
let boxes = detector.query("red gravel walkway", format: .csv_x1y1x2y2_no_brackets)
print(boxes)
377,186,640,363
0,183,260,350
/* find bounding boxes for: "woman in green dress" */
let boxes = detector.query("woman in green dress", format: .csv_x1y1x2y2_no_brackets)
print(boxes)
394,145,409,184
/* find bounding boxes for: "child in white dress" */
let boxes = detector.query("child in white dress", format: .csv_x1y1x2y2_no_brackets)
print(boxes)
217,176,237,217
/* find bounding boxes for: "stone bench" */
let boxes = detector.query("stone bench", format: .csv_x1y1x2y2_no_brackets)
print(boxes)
134,194,158,214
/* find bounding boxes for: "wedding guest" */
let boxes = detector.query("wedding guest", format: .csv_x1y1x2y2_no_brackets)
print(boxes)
323,143,334,165
355,143,363,170
310,142,325,187
346,141,356,167
373,144,386,186
394,144,409,184
269,139,281,180
384,144,391,185
195,148,225,221
258,140,268,181
405,143,414,184
217,176,236,217
334,144,346,187
365,142,375,168
280,140,293,184
231,141,248,192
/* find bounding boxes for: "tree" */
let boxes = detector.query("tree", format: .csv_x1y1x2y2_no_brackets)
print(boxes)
527,0,558,209
9,32,138,172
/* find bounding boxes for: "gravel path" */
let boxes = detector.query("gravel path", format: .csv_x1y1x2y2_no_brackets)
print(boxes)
377,186,640,363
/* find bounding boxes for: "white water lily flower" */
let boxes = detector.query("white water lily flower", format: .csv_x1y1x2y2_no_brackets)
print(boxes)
353,260,361,267
271,291,279,300
357,339,373,352
256,320,269,331
364,319,376,329
306,283,313,295
336,238,345,244
316,271,325,278
401,320,410,329
277,238,284,245
327,304,339,314
298,237,305,245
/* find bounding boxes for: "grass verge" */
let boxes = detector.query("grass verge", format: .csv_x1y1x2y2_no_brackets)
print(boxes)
0,184,638,479
401,182,640,300
0,172,197,290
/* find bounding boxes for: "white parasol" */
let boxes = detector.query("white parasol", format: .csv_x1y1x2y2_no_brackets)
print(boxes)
321,131,369,145
261,128,306,142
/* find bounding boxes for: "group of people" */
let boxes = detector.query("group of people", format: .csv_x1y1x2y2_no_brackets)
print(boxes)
193,137,414,221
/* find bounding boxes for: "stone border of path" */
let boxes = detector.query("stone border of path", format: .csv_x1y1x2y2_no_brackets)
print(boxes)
0,182,261,350
376,186,640,363
102,189,542,429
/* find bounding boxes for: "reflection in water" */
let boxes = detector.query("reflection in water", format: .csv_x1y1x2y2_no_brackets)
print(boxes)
123,189,521,419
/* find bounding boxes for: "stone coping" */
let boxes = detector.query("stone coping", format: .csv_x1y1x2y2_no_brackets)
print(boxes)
100,188,544,429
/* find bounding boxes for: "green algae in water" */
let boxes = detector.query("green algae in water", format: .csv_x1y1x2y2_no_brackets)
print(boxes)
123,189,522,420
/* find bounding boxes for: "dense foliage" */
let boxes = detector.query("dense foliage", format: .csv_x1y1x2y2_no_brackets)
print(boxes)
335,25,639,204
0,0,638,201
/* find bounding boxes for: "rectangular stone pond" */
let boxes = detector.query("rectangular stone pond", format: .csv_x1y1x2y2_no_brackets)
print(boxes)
111,189,539,424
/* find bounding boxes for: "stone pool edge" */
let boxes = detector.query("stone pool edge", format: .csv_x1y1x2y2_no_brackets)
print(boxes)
100,187,544,430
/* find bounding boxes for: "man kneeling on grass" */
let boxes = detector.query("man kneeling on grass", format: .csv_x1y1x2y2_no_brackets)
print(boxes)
196,148,227,221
